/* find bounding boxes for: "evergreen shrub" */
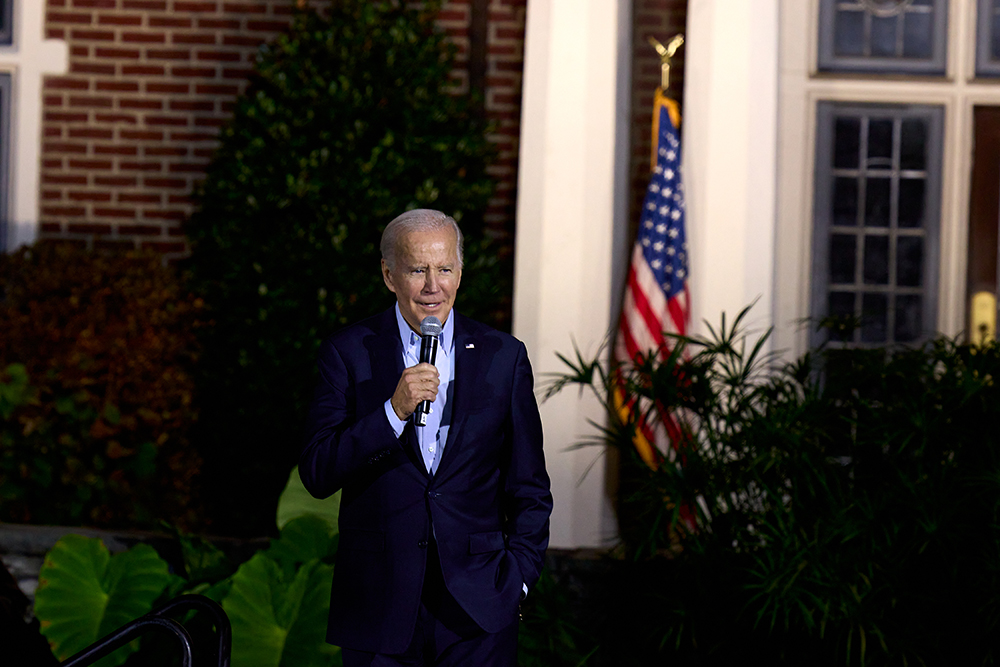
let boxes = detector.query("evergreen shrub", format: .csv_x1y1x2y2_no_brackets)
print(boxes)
184,0,501,535
0,243,203,529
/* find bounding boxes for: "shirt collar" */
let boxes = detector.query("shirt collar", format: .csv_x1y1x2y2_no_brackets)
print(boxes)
394,303,454,352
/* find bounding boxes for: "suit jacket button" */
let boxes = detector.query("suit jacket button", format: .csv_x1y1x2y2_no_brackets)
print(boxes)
418,540,428,548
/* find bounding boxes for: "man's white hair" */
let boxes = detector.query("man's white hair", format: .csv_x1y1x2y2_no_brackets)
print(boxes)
380,209,464,271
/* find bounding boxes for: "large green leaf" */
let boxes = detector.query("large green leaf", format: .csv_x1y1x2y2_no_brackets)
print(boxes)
34,534,172,666
276,465,340,535
223,552,338,667
265,514,337,579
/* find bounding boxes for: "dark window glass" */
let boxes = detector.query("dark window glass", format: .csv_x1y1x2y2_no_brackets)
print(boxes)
812,102,942,348
831,234,858,284
833,178,859,226
835,10,866,56
0,0,10,47
835,118,861,168
897,236,924,286
864,235,890,284
902,12,933,58
977,0,1000,76
0,73,9,252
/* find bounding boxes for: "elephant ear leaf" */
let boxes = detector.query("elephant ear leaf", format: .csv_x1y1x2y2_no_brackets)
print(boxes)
223,552,338,667
276,465,340,536
34,534,172,667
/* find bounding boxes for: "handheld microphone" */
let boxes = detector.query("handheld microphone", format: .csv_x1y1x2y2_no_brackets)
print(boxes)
414,316,442,426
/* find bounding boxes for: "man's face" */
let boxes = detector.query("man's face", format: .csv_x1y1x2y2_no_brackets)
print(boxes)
382,226,463,332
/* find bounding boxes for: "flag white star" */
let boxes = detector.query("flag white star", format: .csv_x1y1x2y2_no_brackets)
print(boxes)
656,223,667,234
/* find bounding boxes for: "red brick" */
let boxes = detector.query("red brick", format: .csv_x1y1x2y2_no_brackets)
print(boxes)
117,224,162,233
42,159,65,170
198,18,240,29
221,67,253,79
147,49,192,60
120,129,164,141
145,146,188,157
43,206,87,216
173,33,216,45
123,32,167,43
98,14,143,26
42,190,63,200
146,115,189,126
95,145,139,155
68,223,114,235
246,20,288,32
72,0,117,7
40,222,65,233
43,174,88,185
71,62,117,75
68,159,114,170
122,65,166,75
48,28,67,39
168,162,209,172
48,12,93,24
68,127,114,139
146,82,190,94
150,17,194,28
71,29,115,40
119,193,162,203
221,35,261,47
222,3,267,13
69,191,113,202
96,80,141,92
122,1,167,9
173,66,217,78
194,83,237,95
95,47,142,59
95,176,139,186
193,117,225,127
46,77,90,90
44,142,88,154
143,210,187,220
196,50,241,62
95,208,140,219
44,127,63,138
170,100,214,112
169,131,218,142
144,177,188,188
120,161,164,171
168,194,193,204
174,1,218,11
119,98,162,110
45,95,64,106
71,45,89,57
95,113,139,123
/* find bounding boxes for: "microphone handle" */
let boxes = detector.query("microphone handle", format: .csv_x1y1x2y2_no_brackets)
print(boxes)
414,334,439,425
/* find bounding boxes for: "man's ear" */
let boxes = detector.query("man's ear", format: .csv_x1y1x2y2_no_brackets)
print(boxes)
381,259,397,294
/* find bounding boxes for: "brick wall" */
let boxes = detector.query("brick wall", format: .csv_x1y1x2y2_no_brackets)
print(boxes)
629,0,687,243
39,0,527,260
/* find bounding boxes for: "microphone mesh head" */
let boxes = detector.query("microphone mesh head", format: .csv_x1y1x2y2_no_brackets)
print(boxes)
420,316,442,336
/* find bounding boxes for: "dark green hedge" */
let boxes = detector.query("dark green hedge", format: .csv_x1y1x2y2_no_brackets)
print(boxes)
184,0,502,534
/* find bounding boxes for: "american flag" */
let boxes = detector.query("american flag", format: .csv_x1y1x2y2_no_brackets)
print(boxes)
614,89,690,468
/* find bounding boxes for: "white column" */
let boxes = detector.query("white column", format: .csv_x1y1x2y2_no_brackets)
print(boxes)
682,0,780,342
0,0,69,249
513,0,631,549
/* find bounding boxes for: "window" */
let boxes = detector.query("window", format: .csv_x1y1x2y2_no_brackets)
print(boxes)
976,0,1000,76
811,102,944,348
817,0,948,75
0,0,10,47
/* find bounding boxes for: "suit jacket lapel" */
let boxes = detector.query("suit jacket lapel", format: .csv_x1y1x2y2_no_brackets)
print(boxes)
436,313,482,478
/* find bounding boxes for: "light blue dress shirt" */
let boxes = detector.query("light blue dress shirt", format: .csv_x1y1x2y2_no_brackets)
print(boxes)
383,304,454,474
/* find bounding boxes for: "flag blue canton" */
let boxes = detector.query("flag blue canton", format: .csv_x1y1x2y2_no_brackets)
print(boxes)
639,105,687,299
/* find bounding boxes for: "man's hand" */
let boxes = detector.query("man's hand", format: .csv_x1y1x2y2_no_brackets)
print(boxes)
390,363,439,420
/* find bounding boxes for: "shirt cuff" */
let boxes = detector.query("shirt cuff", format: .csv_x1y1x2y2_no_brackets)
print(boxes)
521,583,528,600
384,399,406,438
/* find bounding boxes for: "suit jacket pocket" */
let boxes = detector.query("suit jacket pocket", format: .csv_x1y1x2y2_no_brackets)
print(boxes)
340,528,385,552
469,530,505,554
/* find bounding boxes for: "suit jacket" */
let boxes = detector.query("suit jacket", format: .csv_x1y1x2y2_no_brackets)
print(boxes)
299,307,552,654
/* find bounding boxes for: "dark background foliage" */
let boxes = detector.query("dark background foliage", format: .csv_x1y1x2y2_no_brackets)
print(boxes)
183,0,502,535
551,314,1000,665
0,243,202,529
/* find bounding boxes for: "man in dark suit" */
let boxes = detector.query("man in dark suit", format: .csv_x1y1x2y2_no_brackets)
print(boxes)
300,209,552,666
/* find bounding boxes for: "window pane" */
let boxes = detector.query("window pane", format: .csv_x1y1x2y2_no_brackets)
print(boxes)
897,236,924,286
862,293,889,343
833,177,859,226
868,119,894,161
871,16,899,57
831,234,857,284
835,10,866,56
898,179,925,227
864,235,890,284
0,0,9,46
900,118,927,169
865,178,892,227
993,9,1000,59
835,118,862,168
903,12,933,58
895,294,923,342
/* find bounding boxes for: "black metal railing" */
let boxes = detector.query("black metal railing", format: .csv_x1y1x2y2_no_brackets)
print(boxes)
61,594,230,667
